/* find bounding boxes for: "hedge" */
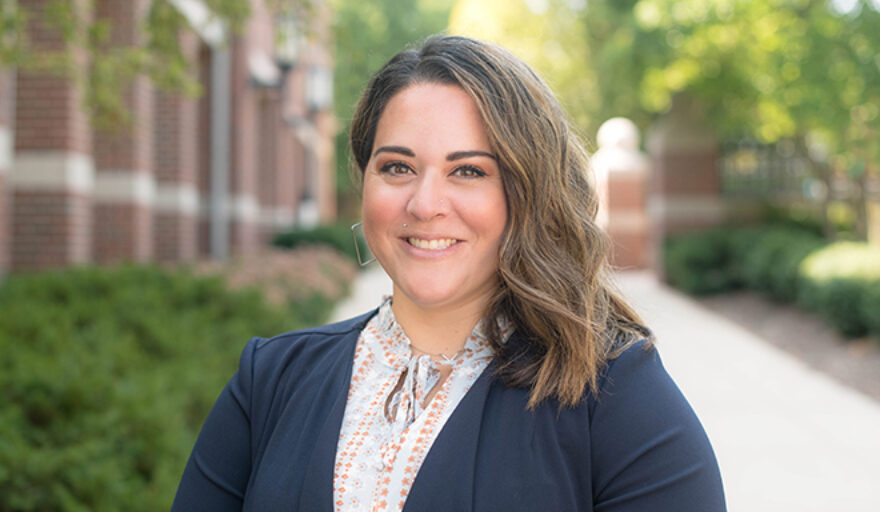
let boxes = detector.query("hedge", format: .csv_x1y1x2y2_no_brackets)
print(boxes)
0,249,356,511
273,221,363,264
798,242,880,337
664,225,880,341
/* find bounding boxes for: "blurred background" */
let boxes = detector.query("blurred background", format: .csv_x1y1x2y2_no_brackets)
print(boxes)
0,0,878,510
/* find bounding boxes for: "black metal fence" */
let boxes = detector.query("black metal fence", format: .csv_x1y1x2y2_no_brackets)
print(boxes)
719,140,815,200
719,139,879,202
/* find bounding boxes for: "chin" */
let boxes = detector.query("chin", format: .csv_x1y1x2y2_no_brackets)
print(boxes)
396,276,495,313
400,288,459,308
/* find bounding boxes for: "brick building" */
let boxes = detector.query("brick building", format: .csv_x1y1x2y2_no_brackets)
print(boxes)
0,0,336,276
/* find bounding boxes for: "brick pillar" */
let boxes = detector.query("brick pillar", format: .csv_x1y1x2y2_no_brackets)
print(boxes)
0,68,13,277
593,117,650,269
229,38,260,256
646,94,724,274
11,0,93,271
153,32,199,263
91,0,154,264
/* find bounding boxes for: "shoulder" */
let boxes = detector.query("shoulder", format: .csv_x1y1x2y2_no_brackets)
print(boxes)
258,309,376,349
232,310,378,441
236,309,377,393
587,340,726,510
248,310,376,364
595,339,664,400
588,339,694,428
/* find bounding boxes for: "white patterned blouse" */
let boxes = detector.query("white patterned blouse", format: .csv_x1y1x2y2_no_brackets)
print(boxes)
333,299,511,511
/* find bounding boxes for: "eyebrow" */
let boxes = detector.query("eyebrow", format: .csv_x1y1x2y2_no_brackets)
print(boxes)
373,145,415,157
447,150,497,161
372,145,496,161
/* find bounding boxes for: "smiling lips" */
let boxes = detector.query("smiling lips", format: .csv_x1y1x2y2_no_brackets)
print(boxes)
407,237,459,250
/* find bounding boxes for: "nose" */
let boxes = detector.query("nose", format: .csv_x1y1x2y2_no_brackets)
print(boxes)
405,171,449,221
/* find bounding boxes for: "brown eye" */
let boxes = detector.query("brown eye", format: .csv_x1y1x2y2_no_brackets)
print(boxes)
453,165,486,178
380,162,413,175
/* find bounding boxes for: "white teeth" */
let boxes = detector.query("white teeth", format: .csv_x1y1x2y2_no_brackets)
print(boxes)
408,238,457,250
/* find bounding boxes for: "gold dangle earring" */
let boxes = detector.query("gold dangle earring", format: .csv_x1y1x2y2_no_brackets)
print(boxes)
350,222,375,267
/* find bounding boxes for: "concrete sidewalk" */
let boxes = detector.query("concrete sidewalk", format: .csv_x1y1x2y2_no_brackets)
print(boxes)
332,266,880,511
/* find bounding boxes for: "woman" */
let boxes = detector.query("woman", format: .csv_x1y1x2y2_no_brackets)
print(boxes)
173,35,725,511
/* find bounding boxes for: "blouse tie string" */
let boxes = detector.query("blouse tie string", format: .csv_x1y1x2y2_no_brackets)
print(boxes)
370,297,510,470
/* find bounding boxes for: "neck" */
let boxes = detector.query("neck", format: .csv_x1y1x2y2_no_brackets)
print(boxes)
390,290,490,358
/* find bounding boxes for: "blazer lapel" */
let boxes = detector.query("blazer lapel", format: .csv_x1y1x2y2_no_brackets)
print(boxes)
402,363,495,511
296,315,374,512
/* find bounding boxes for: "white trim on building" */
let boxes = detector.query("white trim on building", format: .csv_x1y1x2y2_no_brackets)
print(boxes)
11,151,95,193
0,127,13,174
93,170,156,206
154,182,200,214
231,193,259,222
168,0,228,47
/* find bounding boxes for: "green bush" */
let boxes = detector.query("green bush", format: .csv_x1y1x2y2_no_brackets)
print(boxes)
809,278,873,337
798,242,880,311
798,242,880,283
663,228,738,295
797,242,880,336
761,204,826,237
739,227,824,302
664,225,880,342
0,264,331,511
273,222,362,264
861,281,880,338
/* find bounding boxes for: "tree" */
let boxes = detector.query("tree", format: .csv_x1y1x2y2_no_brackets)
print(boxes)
0,1,314,130
582,0,880,240
448,0,595,134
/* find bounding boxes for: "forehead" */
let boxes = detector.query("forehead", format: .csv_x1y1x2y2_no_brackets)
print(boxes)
373,83,492,152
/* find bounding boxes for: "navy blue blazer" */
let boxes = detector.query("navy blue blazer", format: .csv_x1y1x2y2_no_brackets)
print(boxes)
172,310,726,511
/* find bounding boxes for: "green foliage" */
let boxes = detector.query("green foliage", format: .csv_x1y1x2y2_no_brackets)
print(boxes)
799,241,880,282
808,278,874,337
581,0,880,239
761,205,825,237
797,241,880,316
663,225,824,298
663,228,738,295
582,0,880,148
0,1,324,131
739,227,825,302
332,0,455,198
0,264,332,511
449,0,595,131
273,222,362,263
861,281,880,338
664,225,879,341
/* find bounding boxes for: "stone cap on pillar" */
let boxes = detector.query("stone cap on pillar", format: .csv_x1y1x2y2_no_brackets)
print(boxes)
593,117,649,176
597,117,640,152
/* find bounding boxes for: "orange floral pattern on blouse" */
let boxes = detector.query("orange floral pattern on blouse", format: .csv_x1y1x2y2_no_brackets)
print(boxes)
333,299,509,511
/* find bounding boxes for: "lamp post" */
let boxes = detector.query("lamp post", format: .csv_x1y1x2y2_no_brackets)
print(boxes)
274,11,302,76
273,12,318,226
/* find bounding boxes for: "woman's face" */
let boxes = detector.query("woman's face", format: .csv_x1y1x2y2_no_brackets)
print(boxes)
362,82,508,316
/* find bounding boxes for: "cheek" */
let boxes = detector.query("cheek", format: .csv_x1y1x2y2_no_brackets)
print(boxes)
361,181,401,245
463,189,508,244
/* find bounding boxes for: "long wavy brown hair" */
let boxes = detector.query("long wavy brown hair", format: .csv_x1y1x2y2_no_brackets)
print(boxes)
350,35,652,408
